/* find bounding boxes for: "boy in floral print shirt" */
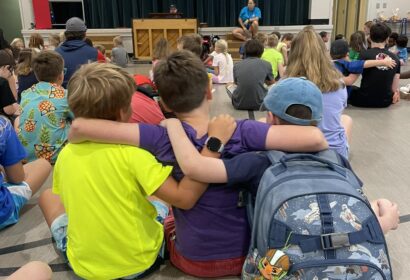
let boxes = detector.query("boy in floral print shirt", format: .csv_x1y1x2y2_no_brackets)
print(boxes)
18,51,73,164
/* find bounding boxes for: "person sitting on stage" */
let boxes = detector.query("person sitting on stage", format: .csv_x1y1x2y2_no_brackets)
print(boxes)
232,0,261,41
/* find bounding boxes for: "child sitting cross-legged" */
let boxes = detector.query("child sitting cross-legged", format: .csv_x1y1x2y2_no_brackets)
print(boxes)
17,51,73,164
261,34,285,80
38,62,234,280
209,39,234,84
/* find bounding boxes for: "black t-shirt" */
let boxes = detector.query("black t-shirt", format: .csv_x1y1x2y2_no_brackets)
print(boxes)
351,48,400,108
17,72,38,103
0,77,17,116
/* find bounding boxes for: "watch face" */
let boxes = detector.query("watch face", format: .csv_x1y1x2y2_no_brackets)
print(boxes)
207,137,222,152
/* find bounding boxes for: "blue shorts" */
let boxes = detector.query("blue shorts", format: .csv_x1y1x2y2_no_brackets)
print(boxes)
50,200,169,278
0,182,32,230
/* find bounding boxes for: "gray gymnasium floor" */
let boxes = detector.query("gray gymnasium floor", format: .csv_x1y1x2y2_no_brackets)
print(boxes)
0,64,410,279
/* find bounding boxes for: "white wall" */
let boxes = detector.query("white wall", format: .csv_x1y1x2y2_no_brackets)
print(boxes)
18,0,34,30
309,0,333,20
367,0,410,21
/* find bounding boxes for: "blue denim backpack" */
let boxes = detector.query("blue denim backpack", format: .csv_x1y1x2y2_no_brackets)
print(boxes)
242,150,392,280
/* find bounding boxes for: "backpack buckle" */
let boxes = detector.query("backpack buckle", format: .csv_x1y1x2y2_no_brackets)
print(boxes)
321,233,350,250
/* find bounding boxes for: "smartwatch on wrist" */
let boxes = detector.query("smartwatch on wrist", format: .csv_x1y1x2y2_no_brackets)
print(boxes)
205,136,224,153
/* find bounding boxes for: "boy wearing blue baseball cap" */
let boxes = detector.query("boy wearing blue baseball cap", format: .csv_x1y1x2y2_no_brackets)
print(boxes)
162,77,399,236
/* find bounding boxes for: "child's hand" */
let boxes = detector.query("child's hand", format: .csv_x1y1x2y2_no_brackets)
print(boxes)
372,199,400,234
378,199,400,231
0,65,12,80
382,56,396,69
208,114,237,144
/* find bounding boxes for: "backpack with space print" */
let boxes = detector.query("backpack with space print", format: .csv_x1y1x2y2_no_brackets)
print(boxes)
242,150,392,280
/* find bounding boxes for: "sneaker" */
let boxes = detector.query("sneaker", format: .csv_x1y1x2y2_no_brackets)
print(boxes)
400,84,410,100
400,84,410,93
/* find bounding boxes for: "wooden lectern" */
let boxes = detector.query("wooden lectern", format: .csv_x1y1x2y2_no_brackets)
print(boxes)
132,18,198,60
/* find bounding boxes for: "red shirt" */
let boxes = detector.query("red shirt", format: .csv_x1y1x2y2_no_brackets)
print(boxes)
97,50,106,62
129,92,165,124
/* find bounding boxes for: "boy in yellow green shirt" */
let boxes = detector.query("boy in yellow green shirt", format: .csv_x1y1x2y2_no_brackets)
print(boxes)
261,34,285,80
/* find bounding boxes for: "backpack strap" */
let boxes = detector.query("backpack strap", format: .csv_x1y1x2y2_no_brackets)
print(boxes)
315,150,343,165
266,150,286,165
266,150,342,166
270,216,384,252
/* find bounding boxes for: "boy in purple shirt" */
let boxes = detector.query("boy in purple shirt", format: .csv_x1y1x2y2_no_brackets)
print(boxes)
69,51,328,277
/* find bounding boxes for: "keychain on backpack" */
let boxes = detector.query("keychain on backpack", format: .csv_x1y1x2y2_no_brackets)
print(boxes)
257,249,290,280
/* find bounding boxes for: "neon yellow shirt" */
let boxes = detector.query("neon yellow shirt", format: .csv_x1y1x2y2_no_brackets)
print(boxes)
276,42,286,53
262,48,284,78
53,142,172,279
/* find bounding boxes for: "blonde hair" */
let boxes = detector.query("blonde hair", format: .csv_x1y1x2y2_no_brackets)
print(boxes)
59,31,65,43
49,34,60,48
267,34,279,48
68,63,135,121
11,38,24,49
255,32,268,46
215,39,232,66
28,33,44,50
286,26,342,93
153,38,170,60
215,39,228,54
16,48,35,76
113,36,123,47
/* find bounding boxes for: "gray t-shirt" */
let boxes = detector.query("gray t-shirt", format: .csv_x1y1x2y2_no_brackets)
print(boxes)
232,57,273,110
111,46,128,68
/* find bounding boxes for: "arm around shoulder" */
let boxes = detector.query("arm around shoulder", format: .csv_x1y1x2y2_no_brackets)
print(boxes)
265,125,328,152
69,117,140,146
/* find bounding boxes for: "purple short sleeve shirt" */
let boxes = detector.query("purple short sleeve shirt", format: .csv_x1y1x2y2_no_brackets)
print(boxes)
139,120,270,260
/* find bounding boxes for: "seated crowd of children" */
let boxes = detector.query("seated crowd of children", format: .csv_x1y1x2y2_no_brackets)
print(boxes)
0,16,408,279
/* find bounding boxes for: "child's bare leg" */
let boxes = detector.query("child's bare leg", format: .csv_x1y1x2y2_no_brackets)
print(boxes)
39,189,65,228
6,261,52,280
24,159,52,195
371,199,399,234
341,114,353,143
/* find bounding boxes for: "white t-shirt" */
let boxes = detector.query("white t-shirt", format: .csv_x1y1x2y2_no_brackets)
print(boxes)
212,52,234,83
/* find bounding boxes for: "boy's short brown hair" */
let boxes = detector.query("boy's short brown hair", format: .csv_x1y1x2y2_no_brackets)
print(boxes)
177,35,202,57
255,32,268,46
267,34,279,48
68,63,135,121
277,104,314,126
154,50,208,113
113,36,123,46
32,50,64,82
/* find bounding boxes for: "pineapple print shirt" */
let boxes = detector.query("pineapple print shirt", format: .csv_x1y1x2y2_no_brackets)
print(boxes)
18,82,73,164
